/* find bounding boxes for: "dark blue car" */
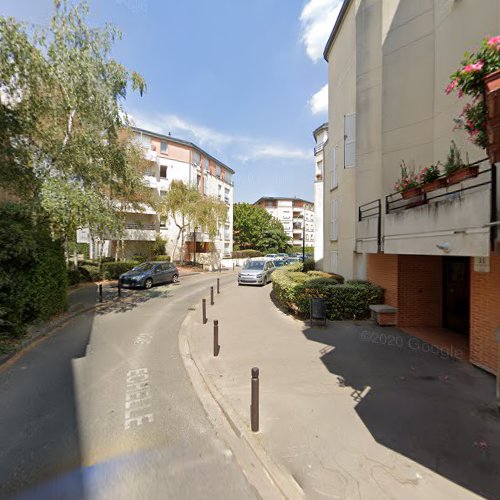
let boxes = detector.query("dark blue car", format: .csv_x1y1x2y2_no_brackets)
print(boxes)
119,261,179,289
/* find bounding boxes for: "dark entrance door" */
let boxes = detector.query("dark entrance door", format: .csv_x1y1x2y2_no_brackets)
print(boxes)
443,257,470,335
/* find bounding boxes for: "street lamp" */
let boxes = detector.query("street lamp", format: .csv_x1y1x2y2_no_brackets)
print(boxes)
302,210,305,262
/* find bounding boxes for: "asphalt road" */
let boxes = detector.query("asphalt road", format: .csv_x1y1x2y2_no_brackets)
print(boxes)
0,272,258,500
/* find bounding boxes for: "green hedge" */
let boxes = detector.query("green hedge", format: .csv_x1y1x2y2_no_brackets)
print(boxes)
231,249,263,259
272,268,383,321
0,203,67,337
154,255,171,262
102,261,138,280
303,258,315,272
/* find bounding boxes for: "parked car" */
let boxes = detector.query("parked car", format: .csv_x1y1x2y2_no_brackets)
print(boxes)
276,253,288,260
265,253,278,259
273,259,287,268
284,257,300,265
238,259,275,286
119,261,179,289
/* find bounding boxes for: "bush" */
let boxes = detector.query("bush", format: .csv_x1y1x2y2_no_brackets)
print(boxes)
231,249,263,259
0,203,67,337
102,261,138,280
67,267,81,285
79,264,102,282
272,268,383,321
152,236,167,256
154,255,171,262
131,254,147,263
303,258,315,272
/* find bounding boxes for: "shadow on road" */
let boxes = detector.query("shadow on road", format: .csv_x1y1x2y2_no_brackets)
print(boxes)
302,321,500,499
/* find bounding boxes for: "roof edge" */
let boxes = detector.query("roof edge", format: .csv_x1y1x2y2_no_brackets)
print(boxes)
323,0,353,62
254,196,314,206
313,122,328,140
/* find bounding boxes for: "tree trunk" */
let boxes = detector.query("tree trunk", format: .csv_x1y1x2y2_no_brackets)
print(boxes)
64,234,70,267
73,236,78,267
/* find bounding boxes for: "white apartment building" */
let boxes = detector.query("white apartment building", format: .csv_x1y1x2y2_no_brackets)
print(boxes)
81,127,234,261
255,197,315,247
313,123,328,267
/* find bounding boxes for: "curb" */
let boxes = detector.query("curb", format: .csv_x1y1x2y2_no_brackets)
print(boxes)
179,307,304,500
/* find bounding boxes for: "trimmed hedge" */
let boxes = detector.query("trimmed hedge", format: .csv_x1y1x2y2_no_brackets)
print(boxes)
303,258,315,272
272,268,383,321
102,261,138,280
0,203,67,337
154,255,171,262
231,249,263,259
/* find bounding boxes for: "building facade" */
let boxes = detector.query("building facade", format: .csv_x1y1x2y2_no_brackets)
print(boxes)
255,197,315,247
83,127,234,261
313,123,328,268
321,0,500,373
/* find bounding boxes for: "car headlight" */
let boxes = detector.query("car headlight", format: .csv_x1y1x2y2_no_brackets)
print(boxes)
256,274,263,278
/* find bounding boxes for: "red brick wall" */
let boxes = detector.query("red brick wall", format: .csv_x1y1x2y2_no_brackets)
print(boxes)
470,255,500,373
366,253,398,307
397,255,443,327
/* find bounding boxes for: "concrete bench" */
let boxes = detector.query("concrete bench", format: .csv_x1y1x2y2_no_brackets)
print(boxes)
369,304,397,326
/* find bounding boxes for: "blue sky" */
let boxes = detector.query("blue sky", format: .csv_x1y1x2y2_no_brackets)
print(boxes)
1,0,342,203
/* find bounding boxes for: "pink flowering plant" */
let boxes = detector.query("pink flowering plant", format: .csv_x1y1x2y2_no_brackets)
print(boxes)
446,36,500,148
419,163,441,184
393,161,420,193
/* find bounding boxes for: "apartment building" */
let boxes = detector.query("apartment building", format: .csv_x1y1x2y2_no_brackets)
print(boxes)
313,123,328,267
82,127,234,261
255,197,315,247
321,0,499,373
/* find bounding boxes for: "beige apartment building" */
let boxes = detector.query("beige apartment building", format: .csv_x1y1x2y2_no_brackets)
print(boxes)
320,0,500,373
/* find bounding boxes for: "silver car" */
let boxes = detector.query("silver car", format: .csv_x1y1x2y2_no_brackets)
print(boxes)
238,259,275,286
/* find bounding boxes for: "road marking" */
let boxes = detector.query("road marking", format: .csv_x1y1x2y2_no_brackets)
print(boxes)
124,368,154,430
134,333,153,345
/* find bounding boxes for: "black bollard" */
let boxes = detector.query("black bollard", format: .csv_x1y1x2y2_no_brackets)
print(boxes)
251,367,259,432
210,286,214,306
213,320,219,357
99,284,103,303
217,278,220,294
202,298,207,324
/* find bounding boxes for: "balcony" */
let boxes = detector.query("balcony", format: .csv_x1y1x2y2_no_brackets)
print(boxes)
314,141,326,155
224,196,230,204
123,222,157,241
357,159,497,257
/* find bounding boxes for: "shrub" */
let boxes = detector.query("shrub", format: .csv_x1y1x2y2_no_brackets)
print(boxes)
272,268,383,321
303,258,315,272
152,236,167,256
79,264,102,282
154,255,171,262
131,254,147,263
67,267,81,285
102,261,138,280
231,249,263,259
308,271,345,282
284,262,303,272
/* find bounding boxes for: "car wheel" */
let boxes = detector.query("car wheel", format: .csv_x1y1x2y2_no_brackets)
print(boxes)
172,274,179,283
144,278,153,289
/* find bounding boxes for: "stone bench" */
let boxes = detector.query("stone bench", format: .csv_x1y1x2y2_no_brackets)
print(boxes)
369,304,397,326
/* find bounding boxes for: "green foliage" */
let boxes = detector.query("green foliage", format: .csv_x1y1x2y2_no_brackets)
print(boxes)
231,249,263,259
272,267,383,321
290,246,313,254
303,258,315,272
151,236,167,256
0,203,67,337
67,267,82,285
79,264,102,282
131,254,147,263
102,260,138,280
444,140,466,175
154,255,171,262
233,203,290,253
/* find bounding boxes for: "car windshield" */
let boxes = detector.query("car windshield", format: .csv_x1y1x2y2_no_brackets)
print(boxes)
132,263,154,272
274,260,285,267
243,261,265,270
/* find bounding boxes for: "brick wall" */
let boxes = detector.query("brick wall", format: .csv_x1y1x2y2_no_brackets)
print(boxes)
366,253,399,307
397,255,443,327
470,255,500,373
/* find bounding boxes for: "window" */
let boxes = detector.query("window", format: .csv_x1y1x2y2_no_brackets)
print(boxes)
140,134,151,149
160,218,167,228
197,174,201,191
216,165,221,177
192,151,201,167
330,145,338,189
203,158,209,171
160,166,167,179
330,199,338,241
330,251,338,273
160,141,168,154
160,190,167,197
344,113,356,168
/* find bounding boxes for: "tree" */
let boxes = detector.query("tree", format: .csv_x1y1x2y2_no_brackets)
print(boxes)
159,180,228,263
233,203,290,253
0,0,149,263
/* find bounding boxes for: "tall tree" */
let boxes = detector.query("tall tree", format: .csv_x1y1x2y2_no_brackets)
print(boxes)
0,0,149,260
233,203,290,253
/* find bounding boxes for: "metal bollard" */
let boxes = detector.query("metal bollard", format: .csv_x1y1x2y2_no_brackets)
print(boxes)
202,299,207,324
210,286,214,306
98,284,103,303
233,262,235,271
213,320,219,356
217,278,220,294
251,367,259,432
118,280,122,298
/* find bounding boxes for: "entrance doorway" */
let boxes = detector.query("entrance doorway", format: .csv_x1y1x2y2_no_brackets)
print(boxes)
443,257,470,335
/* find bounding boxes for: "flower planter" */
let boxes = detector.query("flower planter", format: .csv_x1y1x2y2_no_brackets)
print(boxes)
485,70,500,163
400,186,422,200
422,178,447,193
446,165,479,186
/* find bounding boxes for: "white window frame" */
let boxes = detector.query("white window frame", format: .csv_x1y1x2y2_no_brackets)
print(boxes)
330,199,338,241
160,141,168,154
330,145,338,189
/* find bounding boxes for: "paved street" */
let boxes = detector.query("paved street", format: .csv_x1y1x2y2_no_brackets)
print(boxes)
0,272,258,500
189,281,500,500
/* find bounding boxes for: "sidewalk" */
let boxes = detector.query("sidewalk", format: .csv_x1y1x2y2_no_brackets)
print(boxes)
187,282,500,500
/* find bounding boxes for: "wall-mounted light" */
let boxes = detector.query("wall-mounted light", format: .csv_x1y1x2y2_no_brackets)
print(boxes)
436,242,451,253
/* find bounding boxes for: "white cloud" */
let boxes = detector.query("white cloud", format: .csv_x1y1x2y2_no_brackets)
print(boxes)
310,84,328,114
299,0,343,62
129,110,310,162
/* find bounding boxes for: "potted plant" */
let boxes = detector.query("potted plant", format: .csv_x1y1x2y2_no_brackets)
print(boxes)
447,36,500,161
444,140,479,185
419,163,446,193
394,161,422,199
